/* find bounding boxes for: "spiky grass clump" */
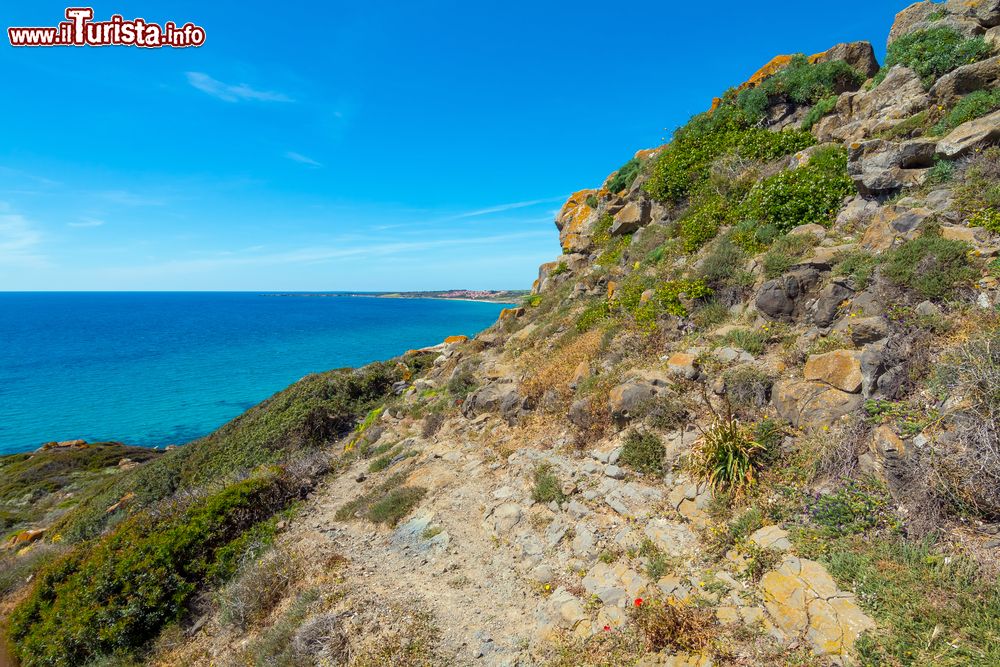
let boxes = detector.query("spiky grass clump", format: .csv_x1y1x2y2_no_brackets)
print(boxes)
693,419,764,493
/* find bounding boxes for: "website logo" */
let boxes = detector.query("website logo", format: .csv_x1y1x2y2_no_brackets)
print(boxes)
8,8,206,48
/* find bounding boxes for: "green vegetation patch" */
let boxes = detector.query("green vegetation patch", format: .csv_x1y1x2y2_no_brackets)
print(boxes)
736,146,854,242
335,472,426,526
933,87,1000,135
736,55,863,119
606,157,644,193
882,234,976,301
619,430,665,476
532,463,567,504
10,468,300,667
876,27,992,89
802,95,839,131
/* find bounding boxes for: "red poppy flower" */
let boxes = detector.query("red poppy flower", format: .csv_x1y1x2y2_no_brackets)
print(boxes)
634,597,643,607
603,625,610,631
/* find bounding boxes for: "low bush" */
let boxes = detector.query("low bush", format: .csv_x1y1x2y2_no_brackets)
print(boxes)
630,597,714,652
692,419,764,494
591,214,614,248
932,88,1000,135
933,331,1000,517
642,396,689,431
736,55,863,117
875,27,992,89
10,468,301,666
802,95,839,131
336,472,426,526
954,146,1000,221
619,430,666,476
723,365,775,410
697,237,746,287
808,479,899,538
741,543,782,583
638,538,673,580
706,506,764,558
722,327,772,356
737,146,854,238
607,157,643,193
532,463,567,504
576,299,611,333
760,232,819,279
218,549,300,631
882,234,975,300
833,249,879,289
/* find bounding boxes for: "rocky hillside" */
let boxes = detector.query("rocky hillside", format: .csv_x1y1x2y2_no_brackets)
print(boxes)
4,2,1000,666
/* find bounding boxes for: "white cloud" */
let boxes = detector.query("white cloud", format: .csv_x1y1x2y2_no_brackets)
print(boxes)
445,196,568,221
186,72,293,103
68,217,105,228
0,210,46,267
99,190,166,207
284,151,323,167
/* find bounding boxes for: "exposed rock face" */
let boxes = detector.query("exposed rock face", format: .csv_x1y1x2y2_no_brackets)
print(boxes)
937,109,1000,158
811,41,880,78
761,556,875,660
555,190,599,253
931,55,1000,103
848,138,936,195
816,66,930,143
773,379,864,429
757,268,821,320
611,200,651,236
813,281,853,328
804,350,864,393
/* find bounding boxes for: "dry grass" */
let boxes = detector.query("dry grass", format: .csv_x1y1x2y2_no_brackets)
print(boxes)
631,597,715,652
521,329,603,404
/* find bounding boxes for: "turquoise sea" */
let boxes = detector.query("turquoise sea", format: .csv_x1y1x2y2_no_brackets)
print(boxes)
0,293,511,455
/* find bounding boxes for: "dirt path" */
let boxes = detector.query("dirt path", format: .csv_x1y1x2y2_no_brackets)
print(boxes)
297,438,541,666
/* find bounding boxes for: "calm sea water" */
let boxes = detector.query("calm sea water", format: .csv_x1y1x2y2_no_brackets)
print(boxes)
0,293,510,455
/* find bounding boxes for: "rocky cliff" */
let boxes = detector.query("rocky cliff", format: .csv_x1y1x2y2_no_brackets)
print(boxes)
4,3,1000,666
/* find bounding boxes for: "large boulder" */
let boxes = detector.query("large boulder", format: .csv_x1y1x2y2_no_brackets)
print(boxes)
609,382,658,423
773,379,864,429
931,55,1000,104
804,350,864,393
859,203,933,251
848,137,937,195
610,200,651,236
815,66,930,143
555,190,599,253
946,0,1000,28
756,268,821,320
936,108,1000,159
813,281,854,327
889,1,986,45
811,41,880,78
463,379,532,423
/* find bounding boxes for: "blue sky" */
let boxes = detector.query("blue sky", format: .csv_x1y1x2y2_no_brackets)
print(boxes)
1,1,912,291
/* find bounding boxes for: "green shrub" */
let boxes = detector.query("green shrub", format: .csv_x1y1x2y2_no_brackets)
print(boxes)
446,367,478,398
691,301,732,330
524,294,543,308
932,88,1000,135
706,507,763,558
741,543,782,583
585,193,599,209
532,463,567,504
639,538,673,580
591,214,614,248
644,104,813,205
576,299,611,333
607,157,643,193
678,191,728,251
692,419,764,493
969,206,1000,233
876,27,992,89
741,56,862,109
926,156,956,184
367,486,427,525
550,261,570,276
833,249,879,289
802,95,839,131
335,472,425,526
620,430,666,475
738,146,854,237
10,469,298,667
595,235,630,267
723,365,774,410
809,479,898,538
761,232,819,278
722,327,771,356
955,147,1000,218
882,234,976,300
698,237,746,286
